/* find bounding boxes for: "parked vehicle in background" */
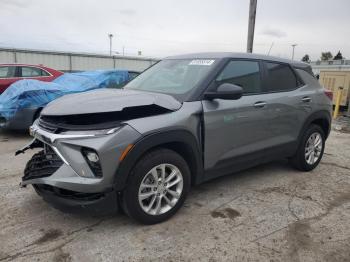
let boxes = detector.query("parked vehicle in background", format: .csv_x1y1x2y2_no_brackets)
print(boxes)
0,70,138,130
18,52,332,224
0,64,63,94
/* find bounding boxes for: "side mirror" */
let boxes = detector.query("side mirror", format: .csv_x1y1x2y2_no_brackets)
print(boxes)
204,83,243,100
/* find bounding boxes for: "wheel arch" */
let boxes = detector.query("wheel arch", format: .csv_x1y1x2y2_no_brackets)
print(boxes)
113,129,204,191
299,110,331,141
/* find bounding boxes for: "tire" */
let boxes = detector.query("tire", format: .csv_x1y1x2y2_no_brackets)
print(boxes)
122,148,191,224
290,124,325,171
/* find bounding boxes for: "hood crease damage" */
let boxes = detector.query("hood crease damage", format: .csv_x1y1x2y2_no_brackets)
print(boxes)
39,89,182,131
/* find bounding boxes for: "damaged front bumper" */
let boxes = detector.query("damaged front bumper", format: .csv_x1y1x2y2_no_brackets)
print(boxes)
19,121,141,210
33,184,119,214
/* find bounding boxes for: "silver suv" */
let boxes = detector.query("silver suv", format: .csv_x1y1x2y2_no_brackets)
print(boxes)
18,53,332,224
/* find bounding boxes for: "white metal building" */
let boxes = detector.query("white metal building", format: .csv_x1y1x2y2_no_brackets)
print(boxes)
0,48,159,72
310,59,350,75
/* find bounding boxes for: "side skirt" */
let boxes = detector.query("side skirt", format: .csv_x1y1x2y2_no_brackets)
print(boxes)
203,142,297,182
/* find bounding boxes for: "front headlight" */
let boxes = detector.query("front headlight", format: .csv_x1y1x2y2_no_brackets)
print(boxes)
60,126,122,136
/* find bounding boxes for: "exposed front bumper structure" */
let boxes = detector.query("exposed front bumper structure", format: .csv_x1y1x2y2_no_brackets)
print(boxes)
20,121,141,210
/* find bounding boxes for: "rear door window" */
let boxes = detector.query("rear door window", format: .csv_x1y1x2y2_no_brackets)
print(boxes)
265,62,298,92
0,66,16,78
216,60,262,94
20,66,50,77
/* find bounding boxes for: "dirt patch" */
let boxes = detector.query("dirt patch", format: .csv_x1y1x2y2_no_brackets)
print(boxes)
286,221,314,261
53,249,71,262
323,245,350,262
211,208,241,220
211,210,226,219
34,229,63,245
327,192,350,213
259,186,289,195
287,221,312,249
258,186,315,202
224,208,241,219
0,251,9,261
285,191,350,260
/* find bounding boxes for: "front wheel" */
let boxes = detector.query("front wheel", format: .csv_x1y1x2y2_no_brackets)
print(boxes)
122,149,191,224
290,124,325,171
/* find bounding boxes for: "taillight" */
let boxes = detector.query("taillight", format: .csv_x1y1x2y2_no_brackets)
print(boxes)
324,89,333,101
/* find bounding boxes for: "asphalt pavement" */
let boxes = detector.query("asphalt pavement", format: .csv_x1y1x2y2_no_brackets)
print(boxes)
0,129,349,262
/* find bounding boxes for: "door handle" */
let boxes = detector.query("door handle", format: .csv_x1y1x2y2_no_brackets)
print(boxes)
301,97,311,102
254,101,267,108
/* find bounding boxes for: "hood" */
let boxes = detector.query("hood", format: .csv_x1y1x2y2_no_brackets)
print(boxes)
42,89,182,116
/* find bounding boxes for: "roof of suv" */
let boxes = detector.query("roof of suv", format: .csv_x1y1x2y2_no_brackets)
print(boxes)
166,52,310,71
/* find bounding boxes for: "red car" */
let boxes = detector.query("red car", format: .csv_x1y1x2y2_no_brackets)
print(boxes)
0,64,63,94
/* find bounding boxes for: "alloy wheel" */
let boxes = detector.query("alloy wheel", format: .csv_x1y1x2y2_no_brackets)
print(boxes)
305,132,323,165
138,164,183,215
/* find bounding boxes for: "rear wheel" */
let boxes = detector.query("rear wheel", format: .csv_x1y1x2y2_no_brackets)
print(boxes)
290,124,325,171
122,149,190,224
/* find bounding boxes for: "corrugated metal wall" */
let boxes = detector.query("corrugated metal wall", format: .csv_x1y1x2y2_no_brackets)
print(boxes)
0,48,158,72
319,71,350,106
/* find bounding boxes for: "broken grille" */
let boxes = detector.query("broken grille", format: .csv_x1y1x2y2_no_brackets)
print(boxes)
23,146,63,181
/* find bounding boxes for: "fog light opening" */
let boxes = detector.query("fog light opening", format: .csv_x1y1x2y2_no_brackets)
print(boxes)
82,148,103,178
86,151,99,163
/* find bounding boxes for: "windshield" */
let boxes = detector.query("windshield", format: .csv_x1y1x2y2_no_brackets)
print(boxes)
124,59,216,100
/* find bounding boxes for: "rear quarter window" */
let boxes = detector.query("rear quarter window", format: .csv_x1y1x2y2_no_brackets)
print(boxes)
295,69,321,88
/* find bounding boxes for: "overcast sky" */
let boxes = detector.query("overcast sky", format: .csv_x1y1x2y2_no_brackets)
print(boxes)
1,0,349,60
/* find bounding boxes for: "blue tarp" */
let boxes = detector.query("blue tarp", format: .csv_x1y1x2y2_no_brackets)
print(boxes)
0,70,130,120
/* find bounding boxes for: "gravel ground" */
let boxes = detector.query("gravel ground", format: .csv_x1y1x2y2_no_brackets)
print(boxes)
0,130,349,262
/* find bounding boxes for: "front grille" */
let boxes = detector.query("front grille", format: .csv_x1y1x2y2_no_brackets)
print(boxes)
23,147,63,181
38,118,60,133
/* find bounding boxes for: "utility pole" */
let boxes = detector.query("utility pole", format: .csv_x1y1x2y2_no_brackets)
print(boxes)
247,0,257,53
291,44,297,60
108,34,114,56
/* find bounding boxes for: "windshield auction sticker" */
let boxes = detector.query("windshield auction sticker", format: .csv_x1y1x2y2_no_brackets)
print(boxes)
189,60,215,66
